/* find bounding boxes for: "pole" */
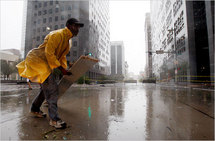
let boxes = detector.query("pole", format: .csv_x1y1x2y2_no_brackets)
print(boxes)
173,28,177,85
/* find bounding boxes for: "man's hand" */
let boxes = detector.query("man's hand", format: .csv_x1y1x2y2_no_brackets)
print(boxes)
58,66,72,75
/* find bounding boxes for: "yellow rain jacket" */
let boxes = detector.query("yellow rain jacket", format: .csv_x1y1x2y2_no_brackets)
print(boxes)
16,27,73,84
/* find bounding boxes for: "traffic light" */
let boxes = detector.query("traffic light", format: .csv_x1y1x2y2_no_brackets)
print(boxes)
85,53,92,56
88,53,92,56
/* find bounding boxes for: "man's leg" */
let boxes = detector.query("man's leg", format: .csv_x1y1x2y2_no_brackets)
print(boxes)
42,73,67,129
31,87,45,112
41,73,60,121
30,85,46,118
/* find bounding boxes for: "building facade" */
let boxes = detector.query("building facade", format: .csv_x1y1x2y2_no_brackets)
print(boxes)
144,13,153,79
150,0,214,83
110,41,125,80
24,0,110,79
0,49,21,80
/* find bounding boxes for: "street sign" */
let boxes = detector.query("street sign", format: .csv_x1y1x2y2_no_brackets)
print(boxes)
156,50,164,54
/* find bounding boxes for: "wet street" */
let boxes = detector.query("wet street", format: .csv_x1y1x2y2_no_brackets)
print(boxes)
0,83,214,140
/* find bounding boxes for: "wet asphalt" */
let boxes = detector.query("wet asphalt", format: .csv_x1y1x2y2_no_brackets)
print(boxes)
0,83,214,140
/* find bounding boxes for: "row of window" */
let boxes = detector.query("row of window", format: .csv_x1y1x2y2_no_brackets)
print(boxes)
174,11,184,36
35,1,59,9
176,35,185,49
36,6,71,16
34,24,64,35
166,10,172,29
177,46,186,55
167,30,173,45
173,0,183,16
34,14,71,25
165,0,171,13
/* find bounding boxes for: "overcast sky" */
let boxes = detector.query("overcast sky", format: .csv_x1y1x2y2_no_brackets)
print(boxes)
110,1,150,74
0,0,150,75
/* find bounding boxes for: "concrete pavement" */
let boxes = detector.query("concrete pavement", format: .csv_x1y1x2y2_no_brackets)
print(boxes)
0,83,214,140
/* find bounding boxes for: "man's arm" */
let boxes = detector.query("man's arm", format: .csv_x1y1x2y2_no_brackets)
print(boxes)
45,33,62,70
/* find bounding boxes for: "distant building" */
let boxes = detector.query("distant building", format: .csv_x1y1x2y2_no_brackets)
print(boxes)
150,0,214,83
0,49,20,80
0,49,20,62
124,61,129,80
24,0,110,79
110,41,125,80
144,13,153,78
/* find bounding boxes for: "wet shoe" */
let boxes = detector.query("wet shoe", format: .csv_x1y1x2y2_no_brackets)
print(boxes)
30,110,47,118
49,119,67,129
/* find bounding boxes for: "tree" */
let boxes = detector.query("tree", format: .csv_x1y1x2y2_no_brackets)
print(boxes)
0,60,16,80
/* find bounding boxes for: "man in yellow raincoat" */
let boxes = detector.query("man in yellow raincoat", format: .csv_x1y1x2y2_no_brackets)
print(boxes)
16,18,84,129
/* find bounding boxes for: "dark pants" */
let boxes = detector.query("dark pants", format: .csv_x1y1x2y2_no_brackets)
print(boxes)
31,73,60,121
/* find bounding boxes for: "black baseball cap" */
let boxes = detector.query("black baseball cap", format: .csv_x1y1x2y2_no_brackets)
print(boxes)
66,18,84,27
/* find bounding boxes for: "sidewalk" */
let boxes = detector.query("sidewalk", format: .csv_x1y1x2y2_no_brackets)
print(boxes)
0,82,116,92
158,82,214,91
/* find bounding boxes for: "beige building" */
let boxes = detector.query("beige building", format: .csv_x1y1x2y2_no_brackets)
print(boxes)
0,49,20,80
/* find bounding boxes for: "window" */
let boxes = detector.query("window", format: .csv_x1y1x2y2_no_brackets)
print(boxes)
49,9,52,14
61,15,64,20
38,11,41,16
42,35,46,39
73,41,77,46
37,36,40,41
55,16,58,21
43,27,46,32
35,5,37,9
43,18,46,23
73,51,77,56
68,6,72,10
44,2,47,7
55,8,59,13
54,25,58,30
37,28,40,32
43,10,47,15
56,1,59,4
38,19,41,24
61,24,64,28
61,6,64,11
39,3,42,8
50,1,53,5
34,13,37,17
33,21,36,25
68,14,71,18
49,17,52,22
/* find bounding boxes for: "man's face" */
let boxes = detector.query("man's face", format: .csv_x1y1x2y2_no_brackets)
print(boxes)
69,24,81,36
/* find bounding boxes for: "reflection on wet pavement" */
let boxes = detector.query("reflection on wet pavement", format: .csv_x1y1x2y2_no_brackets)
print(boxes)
0,84,214,140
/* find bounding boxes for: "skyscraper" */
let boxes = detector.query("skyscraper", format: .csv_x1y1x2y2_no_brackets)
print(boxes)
110,41,125,80
150,0,214,84
24,0,110,79
144,13,153,79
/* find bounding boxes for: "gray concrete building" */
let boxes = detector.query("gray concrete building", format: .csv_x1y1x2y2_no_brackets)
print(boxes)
150,0,214,84
144,13,153,79
110,41,125,80
24,0,110,79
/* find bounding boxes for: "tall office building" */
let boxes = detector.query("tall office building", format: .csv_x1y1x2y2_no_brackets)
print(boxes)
20,0,28,59
150,0,214,83
110,41,125,80
24,0,110,79
144,13,153,78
